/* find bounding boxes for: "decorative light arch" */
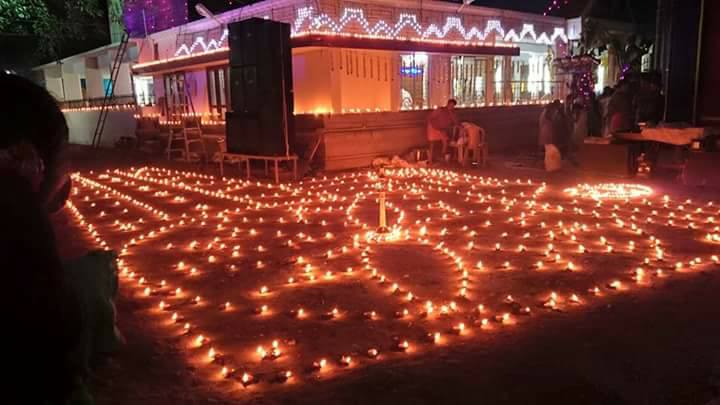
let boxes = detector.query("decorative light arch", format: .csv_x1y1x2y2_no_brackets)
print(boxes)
173,6,568,57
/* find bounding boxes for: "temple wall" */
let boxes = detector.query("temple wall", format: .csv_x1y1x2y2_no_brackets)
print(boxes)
297,105,544,170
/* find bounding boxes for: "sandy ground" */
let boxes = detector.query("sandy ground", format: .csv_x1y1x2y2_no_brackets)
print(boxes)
57,146,720,405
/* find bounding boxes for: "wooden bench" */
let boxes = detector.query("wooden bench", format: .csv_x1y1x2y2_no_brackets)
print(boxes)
218,153,299,183
217,152,251,178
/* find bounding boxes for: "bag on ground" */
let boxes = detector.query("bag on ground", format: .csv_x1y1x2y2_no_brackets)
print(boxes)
544,144,562,172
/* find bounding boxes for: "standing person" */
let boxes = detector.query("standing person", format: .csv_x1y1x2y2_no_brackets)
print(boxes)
538,100,561,167
553,100,571,156
538,100,564,171
569,102,588,165
636,72,665,126
598,86,614,136
538,101,558,149
607,80,635,134
587,92,602,137
427,99,459,163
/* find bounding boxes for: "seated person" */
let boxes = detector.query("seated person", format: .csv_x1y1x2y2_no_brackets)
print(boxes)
427,99,459,163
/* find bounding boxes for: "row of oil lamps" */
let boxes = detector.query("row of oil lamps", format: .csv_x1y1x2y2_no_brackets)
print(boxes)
67,167,720,391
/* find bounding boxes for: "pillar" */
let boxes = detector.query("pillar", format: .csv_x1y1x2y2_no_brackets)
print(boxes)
43,65,65,100
61,63,83,101
85,57,105,99
428,54,450,108
503,55,513,104
485,58,494,105
114,62,133,97
389,52,402,111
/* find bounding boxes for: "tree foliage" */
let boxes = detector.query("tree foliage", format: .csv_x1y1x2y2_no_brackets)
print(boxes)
0,0,104,61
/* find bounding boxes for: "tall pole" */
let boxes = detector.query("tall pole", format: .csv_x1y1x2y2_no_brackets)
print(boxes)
58,61,66,101
692,0,705,125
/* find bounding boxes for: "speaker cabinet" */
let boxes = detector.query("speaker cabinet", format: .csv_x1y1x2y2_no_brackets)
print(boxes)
226,18,294,156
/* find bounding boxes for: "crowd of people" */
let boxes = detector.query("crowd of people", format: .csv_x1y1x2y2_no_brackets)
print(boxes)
423,72,664,170
538,71,665,166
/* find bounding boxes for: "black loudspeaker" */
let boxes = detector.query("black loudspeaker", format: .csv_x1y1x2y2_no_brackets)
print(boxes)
226,18,294,156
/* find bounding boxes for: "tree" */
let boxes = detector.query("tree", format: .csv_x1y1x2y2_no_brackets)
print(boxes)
0,0,105,63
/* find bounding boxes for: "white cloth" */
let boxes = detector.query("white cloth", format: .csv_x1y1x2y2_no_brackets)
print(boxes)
544,144,562,172
639,127,705,146
461,122,483,149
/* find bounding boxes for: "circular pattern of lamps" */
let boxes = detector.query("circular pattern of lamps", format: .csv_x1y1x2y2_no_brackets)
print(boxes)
564,183,653,200
66,167,717,395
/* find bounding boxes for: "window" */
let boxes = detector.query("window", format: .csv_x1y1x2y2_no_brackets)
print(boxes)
510,52,553,103
641,53,651,72
207,66,229,117
494,57,503,102
134,76,155,106
451,51,558,106
103,78,113,96
451,56,487,105
153,42,159,60
163,72,187,118
80,78,87,100
400,53,428,109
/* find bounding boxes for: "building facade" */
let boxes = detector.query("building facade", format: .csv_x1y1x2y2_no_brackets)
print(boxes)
129,0,569,123
33,0,575,167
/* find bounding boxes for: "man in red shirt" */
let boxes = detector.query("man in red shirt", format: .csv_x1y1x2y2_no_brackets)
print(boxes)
427,99,459,163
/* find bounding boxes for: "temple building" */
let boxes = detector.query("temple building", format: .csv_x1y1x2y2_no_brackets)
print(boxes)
130,0,568,118
34,0,574,169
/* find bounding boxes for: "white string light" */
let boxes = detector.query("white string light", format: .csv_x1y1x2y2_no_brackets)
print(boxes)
170,7,568,57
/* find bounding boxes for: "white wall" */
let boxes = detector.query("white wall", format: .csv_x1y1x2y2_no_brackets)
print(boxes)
64,110,136,147
292,49,334,114
62,72,84,101
192,69,209,113
115,62,133,96
336,49,395,113
46,77,65,100
85,57,105,98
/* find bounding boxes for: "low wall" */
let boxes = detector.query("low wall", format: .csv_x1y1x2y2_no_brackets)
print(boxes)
297,105,544,171
64,110,136,148
62,105,543,170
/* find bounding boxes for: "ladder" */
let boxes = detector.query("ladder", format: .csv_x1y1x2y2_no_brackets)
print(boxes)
91,32,130,148
165,73,207,163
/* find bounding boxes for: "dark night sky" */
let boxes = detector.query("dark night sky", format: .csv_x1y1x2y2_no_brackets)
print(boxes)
467,0,551,13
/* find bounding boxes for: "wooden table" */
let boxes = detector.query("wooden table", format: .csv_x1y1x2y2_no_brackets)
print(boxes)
613,128,705,176
218,153,298,183
614,127,705,146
